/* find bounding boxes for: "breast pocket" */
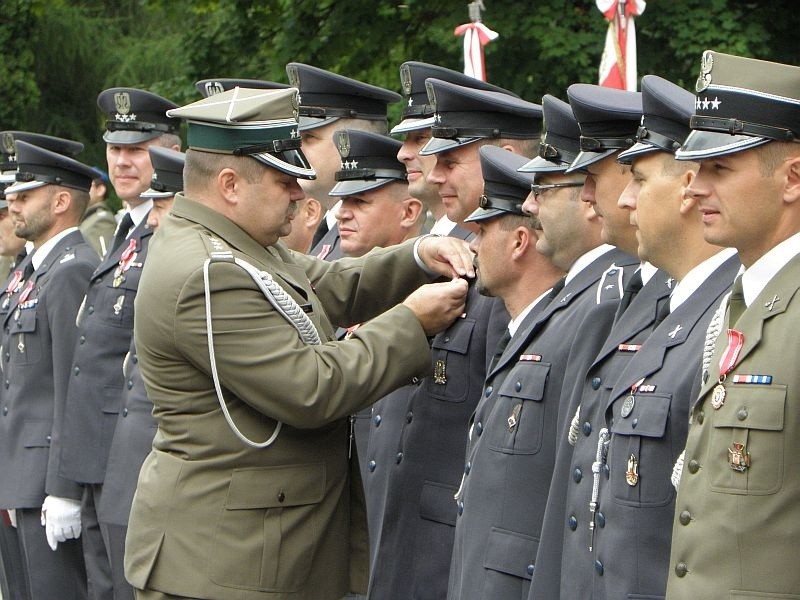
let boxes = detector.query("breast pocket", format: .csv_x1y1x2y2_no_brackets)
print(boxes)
95,281,137,328
210,463,325,592
608,393,674,506
425,318,476,403
709,384,786,495
488,362,550,455
9,308,42,365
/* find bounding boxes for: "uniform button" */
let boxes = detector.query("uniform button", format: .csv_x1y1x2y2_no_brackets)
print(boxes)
277,491,285,503
368,460,376,472
46,435,51,442
485,386,493,397
122,408,129,417
4,380,8,390
515,381,522,392
603,464,610,478
697,410,705,424
373,414,381,426
591,377,602,390
582,422,591,436
594,560,604,575
79,335,85,345
688,460,700,474
597,512,605,528
73,366,80,376
3,353,8,361
127,380,133,390
476,422,483,436
457,501,464,516
464,461,471,475
737,409,748,421
568,516,577,531
444,336,450,343
406,411,413,423
631,418,638,429
573,468,582,483
411,376,419,384
396,452,403,464
679,510,691,526
526,564,534,576
675,562,688,577
2,407,7,416
132,355,138,364
87,306,94,314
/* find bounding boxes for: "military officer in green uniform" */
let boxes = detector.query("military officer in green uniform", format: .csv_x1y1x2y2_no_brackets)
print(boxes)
123,87,473,600
80,168,117,257
666,51,800,600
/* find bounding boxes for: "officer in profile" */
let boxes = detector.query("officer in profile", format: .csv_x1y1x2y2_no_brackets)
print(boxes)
123,87,472,600
286,63,400,260
0,140,101,600
57,87,181,600
666,51,800,600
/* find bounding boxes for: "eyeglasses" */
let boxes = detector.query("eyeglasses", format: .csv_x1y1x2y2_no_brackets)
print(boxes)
529,181,584,199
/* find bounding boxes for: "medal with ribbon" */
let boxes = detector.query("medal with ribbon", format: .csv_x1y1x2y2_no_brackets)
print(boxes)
711,328,744,409
621,377,645,418
2,270,24,309
113,239,140,287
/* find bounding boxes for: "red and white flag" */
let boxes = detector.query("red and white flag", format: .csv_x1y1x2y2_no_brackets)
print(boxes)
596,0,646,91
454,21,498,82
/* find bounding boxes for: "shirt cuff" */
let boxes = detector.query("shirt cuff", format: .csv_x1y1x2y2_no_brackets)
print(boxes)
412,234,442,278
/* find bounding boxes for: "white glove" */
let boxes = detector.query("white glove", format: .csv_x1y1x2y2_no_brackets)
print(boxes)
7,509,16,528
40,496,82,551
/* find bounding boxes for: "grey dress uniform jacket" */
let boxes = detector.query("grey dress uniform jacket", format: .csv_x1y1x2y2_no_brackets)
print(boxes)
0,230,99,507
58,217,153,484
97,339,155,527
124,196,437,600
666,254,800,600
545,270,674,599
363,288,508,600
448,248,637,600
589,253,739,600
310,221,343,260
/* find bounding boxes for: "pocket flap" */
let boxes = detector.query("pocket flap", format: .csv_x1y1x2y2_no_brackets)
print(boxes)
483,526,538,580
430,319,475,355
610,394,671,437
23,420,52,448
713,385,785,431
497,362,550,402
225,463,325,509
419,480,457,526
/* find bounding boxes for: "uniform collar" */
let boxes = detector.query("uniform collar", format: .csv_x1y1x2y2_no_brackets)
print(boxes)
742,232,800,306
670,247,738,312
127,199,153,228
565,243,614,285
508,287,551,338
31,226,79,271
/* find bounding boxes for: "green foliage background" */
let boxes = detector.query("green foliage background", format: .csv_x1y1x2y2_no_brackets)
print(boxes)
1,0,797,210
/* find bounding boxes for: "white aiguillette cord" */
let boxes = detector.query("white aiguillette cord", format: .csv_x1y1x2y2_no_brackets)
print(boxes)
203,251,321,448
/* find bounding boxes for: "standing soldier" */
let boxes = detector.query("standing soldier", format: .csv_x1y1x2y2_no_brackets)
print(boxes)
95,147,184,600
0,141,101,599
57,88,181,600
80,168,117,258
666,52,800,600
286,63,400,260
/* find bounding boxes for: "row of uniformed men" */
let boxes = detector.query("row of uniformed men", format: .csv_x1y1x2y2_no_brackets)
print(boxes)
0,49,798,600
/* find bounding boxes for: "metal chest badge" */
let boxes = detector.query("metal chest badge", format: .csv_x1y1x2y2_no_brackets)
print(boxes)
433,359,447,385
507,403,521,431
113,238,141,287
626,454,639,486
728,442,751,472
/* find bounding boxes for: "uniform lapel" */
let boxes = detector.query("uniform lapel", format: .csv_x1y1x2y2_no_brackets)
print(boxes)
95,217,153,277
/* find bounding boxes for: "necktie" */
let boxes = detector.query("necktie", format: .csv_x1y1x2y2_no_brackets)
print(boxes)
728,274,746,326
614,269,643,322
488,329,512,373
110,212,134,255
310,218,329,250
654,295,671,327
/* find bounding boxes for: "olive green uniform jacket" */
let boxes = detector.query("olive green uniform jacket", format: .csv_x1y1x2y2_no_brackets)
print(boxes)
79,201,117,258
125,195,434,600
667,254,800,600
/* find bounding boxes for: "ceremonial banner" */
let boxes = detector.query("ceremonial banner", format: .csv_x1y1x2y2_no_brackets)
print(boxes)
454,17,498,81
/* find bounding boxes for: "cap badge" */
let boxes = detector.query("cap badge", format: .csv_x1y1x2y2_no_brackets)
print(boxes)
425,81,437,111
113,92,137,122
204,81,225,97
287,66,300,89
337,131,350,158
400,64,413,96
1,133,15,155
696,51,714,93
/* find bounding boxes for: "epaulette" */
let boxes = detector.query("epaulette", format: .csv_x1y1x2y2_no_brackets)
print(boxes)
595,263,625,305
200,232,234,261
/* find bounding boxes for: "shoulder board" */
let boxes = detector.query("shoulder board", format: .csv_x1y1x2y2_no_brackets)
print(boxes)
200,232,233,260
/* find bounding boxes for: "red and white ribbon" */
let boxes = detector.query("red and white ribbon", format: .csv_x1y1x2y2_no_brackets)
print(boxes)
596,0,646,91
454,21,499,82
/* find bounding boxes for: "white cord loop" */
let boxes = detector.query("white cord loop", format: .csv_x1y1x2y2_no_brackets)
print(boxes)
202,251,321,449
